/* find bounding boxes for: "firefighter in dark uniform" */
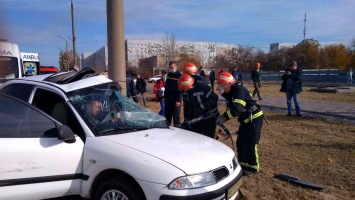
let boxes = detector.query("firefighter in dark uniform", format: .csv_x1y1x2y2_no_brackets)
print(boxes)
183,62,210,85
178,74,219,138
215,72,264,174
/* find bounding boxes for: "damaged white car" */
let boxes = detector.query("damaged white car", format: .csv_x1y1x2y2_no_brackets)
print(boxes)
0,68,243,200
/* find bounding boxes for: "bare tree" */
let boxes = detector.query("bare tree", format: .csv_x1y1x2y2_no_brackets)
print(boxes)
162,32,179,63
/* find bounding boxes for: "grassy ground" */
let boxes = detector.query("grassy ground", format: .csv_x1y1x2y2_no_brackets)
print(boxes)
143,82,355,200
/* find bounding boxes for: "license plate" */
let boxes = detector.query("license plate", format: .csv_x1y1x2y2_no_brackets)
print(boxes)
226,178,243,199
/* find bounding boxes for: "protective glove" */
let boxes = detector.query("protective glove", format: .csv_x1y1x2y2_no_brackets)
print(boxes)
215,115,227,126
160,87,165,92
180,121,190,130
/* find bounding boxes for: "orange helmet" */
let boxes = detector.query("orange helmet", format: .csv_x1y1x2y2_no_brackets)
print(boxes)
217,72,236,85
178,74,195,91
183,62,198,75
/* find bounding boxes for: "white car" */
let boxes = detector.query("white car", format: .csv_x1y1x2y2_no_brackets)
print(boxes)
148,75,162,83
0,68,242,200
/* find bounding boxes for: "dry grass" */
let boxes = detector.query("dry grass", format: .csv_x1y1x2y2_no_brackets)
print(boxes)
142,84,355,200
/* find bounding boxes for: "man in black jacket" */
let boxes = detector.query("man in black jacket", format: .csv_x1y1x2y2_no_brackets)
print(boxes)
126,71,138,103
281,61,303,116
135,73,147,107
164,61,182,127
209,67,216,91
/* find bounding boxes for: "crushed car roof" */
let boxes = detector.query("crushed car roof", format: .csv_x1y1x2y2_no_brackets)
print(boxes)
16,68,113,92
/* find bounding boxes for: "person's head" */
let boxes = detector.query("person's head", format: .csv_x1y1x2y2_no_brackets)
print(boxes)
161,71,168,81
178,74,195,91
290,61,297,70
136,73,141,79
217,72,236,93
233,66,237,71
211,67,214,71
86,100,101,116
169,61,177,72
256,62,261,69
183,62,198,75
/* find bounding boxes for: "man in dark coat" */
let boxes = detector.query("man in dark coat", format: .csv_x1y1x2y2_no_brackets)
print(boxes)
281,61,303,116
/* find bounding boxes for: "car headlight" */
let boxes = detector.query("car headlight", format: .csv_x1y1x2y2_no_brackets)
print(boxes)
168,172,217,190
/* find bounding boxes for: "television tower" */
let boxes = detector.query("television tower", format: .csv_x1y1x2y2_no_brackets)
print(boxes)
303,13,306,40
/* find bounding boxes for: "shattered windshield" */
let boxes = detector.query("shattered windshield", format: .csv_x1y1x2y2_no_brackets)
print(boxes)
68,82,168,135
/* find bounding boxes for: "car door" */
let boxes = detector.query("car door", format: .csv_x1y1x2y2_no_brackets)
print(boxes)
0,94,84,200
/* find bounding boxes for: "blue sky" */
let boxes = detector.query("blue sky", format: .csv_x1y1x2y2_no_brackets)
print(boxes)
1,0,354,67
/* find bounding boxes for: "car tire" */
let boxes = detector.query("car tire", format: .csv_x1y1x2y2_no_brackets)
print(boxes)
94,177,145,200
151,80,155,83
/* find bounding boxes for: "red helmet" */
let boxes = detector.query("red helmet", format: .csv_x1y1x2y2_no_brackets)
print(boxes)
178,74,195,91
217,72,236,85
183,62,198,75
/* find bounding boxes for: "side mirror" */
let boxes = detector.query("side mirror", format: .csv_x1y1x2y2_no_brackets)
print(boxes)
57,125,76,143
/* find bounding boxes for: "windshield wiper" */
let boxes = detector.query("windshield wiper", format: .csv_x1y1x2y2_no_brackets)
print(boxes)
97,127,149,136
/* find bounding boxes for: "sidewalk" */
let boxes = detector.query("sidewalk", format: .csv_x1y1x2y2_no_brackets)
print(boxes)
218,95,355,123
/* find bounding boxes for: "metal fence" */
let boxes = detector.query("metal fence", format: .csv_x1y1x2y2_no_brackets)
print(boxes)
242,69,349,83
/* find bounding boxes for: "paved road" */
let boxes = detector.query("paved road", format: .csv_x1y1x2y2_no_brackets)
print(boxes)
218,94,355,123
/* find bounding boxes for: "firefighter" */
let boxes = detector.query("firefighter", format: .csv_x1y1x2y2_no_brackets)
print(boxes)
215,71,264,175
178,74,219,138
182,62,210,85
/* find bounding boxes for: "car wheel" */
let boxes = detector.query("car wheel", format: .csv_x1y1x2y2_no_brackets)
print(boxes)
94,177,145,200
151,80,155,83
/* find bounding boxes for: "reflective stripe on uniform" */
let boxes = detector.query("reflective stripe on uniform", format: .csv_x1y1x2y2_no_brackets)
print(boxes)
167,77,179,80
244,110,263,123
239,144,260,171
226,110,234,119
205,89,212,98
233,98,246,106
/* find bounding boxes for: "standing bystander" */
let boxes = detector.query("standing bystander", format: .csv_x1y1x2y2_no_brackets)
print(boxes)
251,62,262,100
135,73,147,107
231,66,243,85
164,61,182,127
281,61,303,116
209,67,216,91
347,69,353,85
153,71,167,116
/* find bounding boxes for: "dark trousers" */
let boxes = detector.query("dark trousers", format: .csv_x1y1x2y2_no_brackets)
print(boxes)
164,98,181,126
210,80,215,91
237,115,263,172
252,81,261,99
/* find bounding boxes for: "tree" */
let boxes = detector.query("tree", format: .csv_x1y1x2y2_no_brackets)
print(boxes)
59,49,80,71
320,44,349,70
162,32,179,62
177,53,201,69
293,39,320,69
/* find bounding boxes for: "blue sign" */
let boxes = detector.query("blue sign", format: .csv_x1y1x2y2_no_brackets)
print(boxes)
24,62,37,75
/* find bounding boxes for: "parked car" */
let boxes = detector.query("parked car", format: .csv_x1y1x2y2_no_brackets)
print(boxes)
148,75,162,83
0,68,242,200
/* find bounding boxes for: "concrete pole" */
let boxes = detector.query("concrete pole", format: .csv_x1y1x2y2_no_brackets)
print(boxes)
71,1,76,67
107,0,126,95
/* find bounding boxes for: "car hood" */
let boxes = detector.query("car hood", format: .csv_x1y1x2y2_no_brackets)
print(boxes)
100,127,235,174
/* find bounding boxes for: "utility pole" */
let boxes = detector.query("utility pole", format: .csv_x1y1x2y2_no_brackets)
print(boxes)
58,35,69,71
303,13,306,40
107,0,126,95
71,0,77,68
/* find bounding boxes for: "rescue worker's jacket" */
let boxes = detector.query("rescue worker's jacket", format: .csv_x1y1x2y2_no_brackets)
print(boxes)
221,84,263,123
182,80,219,120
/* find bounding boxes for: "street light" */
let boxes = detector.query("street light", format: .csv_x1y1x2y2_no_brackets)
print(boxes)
58,35,69,70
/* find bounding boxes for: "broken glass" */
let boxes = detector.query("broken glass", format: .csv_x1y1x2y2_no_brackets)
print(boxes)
68,82,168,135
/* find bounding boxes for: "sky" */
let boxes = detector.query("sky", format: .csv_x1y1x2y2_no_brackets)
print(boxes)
1,0,354,67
